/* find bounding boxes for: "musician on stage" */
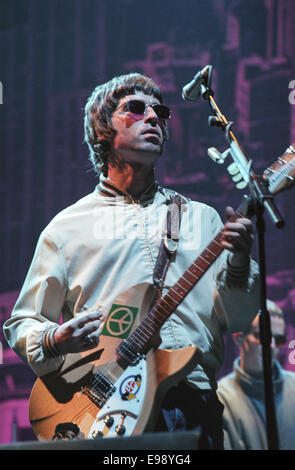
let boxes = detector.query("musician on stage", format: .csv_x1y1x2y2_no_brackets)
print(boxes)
3,73,259,449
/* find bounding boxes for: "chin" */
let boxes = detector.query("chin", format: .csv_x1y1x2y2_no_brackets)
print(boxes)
129,150,162,166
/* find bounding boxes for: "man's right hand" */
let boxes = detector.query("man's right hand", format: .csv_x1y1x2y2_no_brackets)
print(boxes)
53,309,105,354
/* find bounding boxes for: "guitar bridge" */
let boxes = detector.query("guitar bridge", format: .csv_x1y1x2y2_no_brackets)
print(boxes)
81,371,116,408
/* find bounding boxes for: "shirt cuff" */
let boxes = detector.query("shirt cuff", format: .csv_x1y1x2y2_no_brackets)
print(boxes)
226,254,250,287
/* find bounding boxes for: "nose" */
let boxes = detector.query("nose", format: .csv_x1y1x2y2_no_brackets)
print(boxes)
144,105,158,122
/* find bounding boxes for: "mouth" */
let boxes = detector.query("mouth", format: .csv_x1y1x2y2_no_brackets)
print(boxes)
142,128,161,143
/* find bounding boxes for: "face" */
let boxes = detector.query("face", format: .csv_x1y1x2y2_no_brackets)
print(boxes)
110,91,167,166
239,313,286,375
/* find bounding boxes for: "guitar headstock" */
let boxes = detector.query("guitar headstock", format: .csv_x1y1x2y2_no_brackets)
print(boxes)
263,144,295,195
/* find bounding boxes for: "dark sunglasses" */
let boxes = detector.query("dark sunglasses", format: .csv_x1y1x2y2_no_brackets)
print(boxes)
251,331,287,347
119,99,171,120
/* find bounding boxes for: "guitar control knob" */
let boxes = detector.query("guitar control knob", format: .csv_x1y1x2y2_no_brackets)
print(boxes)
115,411,127,435
115,424,126,436
92,429,103,439
104,415,114,428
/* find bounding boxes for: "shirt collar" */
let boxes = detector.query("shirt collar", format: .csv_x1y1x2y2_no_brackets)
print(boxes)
97,173,162,206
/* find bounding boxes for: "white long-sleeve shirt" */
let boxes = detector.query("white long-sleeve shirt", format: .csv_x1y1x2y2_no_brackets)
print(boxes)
3,178,260,389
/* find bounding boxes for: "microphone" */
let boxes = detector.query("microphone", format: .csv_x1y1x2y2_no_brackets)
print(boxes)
182,65,211,101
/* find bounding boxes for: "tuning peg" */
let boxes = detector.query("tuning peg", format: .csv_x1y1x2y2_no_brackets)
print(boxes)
207,147,231,164
227,162,239,175
226,164,248,189
232,173,243,183
236,180,248,189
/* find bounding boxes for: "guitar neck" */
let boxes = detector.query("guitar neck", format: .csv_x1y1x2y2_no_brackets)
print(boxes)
127,230,224,354
119,196,251,361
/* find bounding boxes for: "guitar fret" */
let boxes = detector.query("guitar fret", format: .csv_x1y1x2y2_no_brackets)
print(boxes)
187,269,199,280
181,276,193,288
171,286,185,299
165,293,179,307
156,302,171,316
184,271,197,284
129,331,145,347
206,247,217,257
150,307,167,323
135,328,150,341
212,238,223,249
200,253,211,263
176,279,189,294
162,296,177,310
143,312,165,334
192,262,204,273
139,319,158,338
197,257,211,271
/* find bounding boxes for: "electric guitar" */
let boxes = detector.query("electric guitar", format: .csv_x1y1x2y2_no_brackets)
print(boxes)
29,145,295,441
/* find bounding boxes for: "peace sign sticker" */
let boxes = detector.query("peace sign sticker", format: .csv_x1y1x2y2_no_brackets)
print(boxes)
101,303,139,339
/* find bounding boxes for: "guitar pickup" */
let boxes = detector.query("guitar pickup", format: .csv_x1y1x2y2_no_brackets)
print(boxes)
82,370,116,407
116,340,145,368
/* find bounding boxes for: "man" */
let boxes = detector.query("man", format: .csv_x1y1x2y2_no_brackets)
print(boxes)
4,73,259,449
217,300,295,450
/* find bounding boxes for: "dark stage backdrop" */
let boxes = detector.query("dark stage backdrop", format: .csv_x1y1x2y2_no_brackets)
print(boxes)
0,0,295,443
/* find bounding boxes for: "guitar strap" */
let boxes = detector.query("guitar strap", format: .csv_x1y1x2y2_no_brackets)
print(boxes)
153,194,186,294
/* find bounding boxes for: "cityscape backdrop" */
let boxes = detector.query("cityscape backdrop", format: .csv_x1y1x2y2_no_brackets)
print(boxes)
1,0,295,444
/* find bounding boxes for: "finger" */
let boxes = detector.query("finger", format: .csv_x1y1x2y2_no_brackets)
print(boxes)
224,220,251,231
223,230,252,243
221,239,235,251
76,309,104,328
224,224,254,241
79,318,104,337
80,325,105,350
225,206,235,221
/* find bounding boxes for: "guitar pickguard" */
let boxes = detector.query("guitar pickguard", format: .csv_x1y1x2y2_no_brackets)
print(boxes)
88,356,148,438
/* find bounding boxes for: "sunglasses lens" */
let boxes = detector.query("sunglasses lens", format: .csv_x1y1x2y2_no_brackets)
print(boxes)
127,100,146,114
274,334,286,346
153,104,171,120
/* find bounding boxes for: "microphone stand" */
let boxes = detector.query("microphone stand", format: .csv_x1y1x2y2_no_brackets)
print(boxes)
200,74,284,450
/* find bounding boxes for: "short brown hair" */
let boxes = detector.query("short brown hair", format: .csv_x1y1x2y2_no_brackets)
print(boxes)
84,73,168,176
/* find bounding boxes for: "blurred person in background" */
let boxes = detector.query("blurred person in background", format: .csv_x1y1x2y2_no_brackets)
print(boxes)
217,299,295,450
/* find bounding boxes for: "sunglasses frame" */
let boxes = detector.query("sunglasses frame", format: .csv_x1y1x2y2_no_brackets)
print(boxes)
117,99,171,120
251,330,287,347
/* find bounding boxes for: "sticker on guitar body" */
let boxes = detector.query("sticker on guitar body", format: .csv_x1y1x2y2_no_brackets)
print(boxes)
101,304,139,339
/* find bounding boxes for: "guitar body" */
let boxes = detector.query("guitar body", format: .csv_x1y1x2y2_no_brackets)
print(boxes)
29,283,202,441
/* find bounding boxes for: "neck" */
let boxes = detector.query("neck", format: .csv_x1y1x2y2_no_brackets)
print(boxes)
107,161,155,197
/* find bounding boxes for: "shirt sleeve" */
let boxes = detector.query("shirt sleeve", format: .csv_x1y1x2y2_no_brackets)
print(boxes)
3,230,67,377
208,206,260,333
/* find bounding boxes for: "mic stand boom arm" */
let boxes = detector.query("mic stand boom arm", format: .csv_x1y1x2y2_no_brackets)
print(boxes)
200,76,284,451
